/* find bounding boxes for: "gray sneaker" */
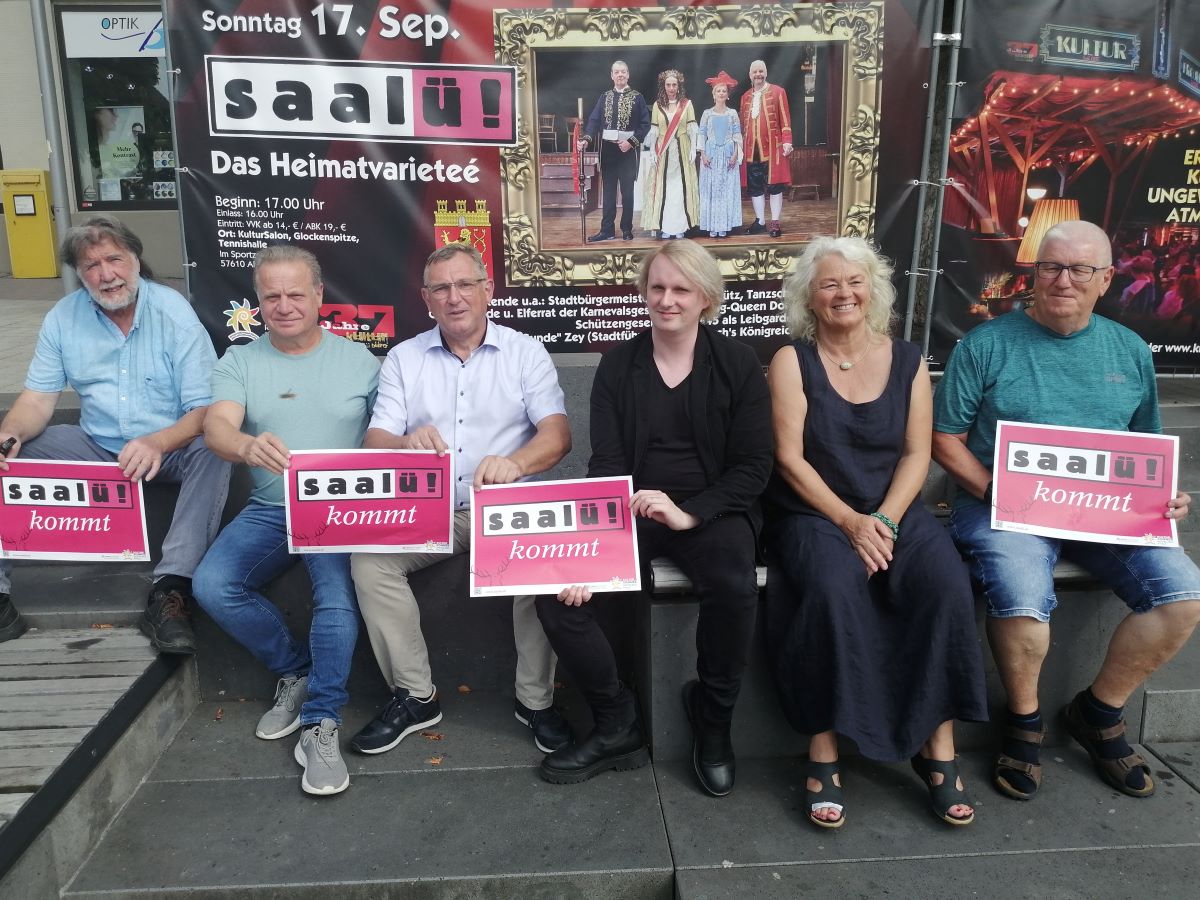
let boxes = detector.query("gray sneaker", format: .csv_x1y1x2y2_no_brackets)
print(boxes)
293,718,349,796
256,674,308,740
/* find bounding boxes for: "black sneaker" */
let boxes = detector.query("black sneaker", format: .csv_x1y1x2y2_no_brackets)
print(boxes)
138,583,196,655
515,699,573,753
0,593,27,643
349,688,443,755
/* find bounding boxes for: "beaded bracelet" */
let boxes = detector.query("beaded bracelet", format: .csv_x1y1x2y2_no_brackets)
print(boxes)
869,511,900,542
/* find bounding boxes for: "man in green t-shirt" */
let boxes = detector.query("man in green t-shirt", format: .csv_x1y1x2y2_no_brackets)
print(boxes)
933,220,1200,803
193,246,379,797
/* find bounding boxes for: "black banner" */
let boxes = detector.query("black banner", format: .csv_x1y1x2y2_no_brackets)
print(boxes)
933,0,1200,369
167,1,934,359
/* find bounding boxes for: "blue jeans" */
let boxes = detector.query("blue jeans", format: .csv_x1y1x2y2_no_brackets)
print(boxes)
950,501,1200,623
193,502,358,725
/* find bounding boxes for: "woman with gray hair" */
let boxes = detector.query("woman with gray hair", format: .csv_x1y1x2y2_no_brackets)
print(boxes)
537,239,771,797
764,236,987,829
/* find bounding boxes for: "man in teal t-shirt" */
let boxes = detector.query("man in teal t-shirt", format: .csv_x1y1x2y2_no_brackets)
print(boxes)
194,246,378,797
933,220,1200,804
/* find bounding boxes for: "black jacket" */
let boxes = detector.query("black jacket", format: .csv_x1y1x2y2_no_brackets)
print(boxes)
587,326,773,536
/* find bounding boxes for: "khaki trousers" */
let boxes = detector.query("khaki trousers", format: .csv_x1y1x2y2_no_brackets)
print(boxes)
350,510,557,709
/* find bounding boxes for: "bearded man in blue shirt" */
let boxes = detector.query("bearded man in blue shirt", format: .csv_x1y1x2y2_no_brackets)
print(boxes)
0,215,229,652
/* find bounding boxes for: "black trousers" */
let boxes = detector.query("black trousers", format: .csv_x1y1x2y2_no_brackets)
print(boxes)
536,514,759,731
598,141,639,234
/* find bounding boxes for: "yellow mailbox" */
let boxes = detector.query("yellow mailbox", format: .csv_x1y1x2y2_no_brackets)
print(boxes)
1,169,59,278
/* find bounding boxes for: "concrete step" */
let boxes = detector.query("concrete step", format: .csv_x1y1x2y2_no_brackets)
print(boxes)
0,635,197,898
60,737,1200,899
63,696,673,899
665,745,1200,900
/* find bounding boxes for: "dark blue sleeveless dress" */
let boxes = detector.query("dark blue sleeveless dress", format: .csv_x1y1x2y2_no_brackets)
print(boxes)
764,339,988,761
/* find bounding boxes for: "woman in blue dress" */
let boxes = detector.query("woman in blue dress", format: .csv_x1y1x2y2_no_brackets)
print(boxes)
765,236,988,830
698,71,743,239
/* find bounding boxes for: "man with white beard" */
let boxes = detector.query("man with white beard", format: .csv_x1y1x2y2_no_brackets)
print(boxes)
0,215,229,652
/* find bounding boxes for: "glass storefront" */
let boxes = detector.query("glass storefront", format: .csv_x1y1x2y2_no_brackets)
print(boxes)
57,6,176,210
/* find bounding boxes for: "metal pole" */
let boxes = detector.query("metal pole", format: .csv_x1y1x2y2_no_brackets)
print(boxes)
160,6,190,296
902,0,945,342
28,0,78,292
920,0,965,359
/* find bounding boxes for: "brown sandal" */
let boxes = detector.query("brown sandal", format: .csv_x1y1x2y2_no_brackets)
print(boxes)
993,724,1044,801
1062,694,1155,798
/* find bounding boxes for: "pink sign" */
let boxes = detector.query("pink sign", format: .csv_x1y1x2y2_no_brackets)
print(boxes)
0,460,148,561
992,421,1178,546
470,477,641,596
284,450,454,554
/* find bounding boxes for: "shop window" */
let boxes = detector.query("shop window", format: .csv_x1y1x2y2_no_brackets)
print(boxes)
58,7,176,209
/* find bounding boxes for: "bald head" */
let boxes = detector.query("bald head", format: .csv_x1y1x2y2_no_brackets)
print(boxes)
1039,220,1112,266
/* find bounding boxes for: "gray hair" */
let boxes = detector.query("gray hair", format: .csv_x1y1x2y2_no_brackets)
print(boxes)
783,236,896,342
60,215,155,281
636,239,724,323
1040,220,1113,267
254,245,322,291
423,243,488,286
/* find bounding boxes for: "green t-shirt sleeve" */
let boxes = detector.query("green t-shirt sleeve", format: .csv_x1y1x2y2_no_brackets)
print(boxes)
211,349,248,408
933,339,983,435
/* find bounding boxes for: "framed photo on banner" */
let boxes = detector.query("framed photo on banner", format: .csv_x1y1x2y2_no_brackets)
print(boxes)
991,421,1178,547
284,449,454,553
470,476,641,597
0,460,149,561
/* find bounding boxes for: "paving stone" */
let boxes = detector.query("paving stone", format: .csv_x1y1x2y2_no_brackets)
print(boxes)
67,748,672,898
657,750,1200,871
1146,741,1200,793
674,846,1200,900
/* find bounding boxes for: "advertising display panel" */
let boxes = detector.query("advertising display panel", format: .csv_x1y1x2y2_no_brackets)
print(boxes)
165,1,934,358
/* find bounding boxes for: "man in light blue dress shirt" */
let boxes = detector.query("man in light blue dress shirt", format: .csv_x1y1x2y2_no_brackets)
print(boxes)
0,216,230,651
349,244,574,757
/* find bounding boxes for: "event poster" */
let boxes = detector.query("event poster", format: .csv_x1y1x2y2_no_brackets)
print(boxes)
284,449,454,553
164,1,934,360
0,460,149,562
470,476,640,596
991,421,1178,546
932,0,1200,369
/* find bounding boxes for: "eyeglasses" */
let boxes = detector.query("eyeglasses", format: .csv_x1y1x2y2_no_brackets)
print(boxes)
424,277,488,300
1033,262,1108,283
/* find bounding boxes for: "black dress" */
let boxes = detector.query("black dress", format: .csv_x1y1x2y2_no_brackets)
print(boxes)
764,339,988,761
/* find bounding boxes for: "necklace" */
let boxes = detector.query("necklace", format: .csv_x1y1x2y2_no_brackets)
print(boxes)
817,339,873,371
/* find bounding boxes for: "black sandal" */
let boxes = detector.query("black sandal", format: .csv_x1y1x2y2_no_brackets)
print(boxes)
911,755,975,826
805,760,846,829
993,724,1044,801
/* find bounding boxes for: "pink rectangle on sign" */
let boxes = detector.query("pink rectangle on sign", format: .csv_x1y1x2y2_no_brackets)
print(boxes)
285,450,454,554
992,421,1178,546
410,67,515,142
470,477,641,597
0,460,148,562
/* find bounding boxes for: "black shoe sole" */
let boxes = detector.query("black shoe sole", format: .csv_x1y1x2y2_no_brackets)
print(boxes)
349,711,443,755
0,614,28,643
514,710,571,754
137,616,196,655
539,745,650,784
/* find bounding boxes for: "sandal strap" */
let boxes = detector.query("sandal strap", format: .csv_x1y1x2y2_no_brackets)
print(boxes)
1003,724,1045,745
805,760,844,808
994,753,1042,780
913,755,971,814
1110,750,1149,774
